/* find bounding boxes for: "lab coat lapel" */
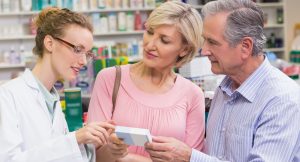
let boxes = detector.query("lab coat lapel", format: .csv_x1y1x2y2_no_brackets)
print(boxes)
52,100,68,135
22,69,53,125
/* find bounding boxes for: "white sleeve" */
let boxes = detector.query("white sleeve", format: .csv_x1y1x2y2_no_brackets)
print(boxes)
0,88,85,162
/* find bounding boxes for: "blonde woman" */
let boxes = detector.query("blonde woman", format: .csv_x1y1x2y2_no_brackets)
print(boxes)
88,1,205,162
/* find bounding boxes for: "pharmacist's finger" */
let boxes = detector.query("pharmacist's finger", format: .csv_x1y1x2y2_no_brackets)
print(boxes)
97,122,115,131
89,128,107,145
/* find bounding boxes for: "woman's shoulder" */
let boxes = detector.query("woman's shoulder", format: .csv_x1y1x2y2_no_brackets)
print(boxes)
94,65,130,85
176,75,204,97
177,75,202,90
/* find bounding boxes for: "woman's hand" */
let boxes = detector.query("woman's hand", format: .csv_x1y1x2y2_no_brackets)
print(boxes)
75,121,115,149
107,133,129,159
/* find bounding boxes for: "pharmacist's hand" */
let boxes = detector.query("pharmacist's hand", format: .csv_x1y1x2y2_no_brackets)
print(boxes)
75,122,115,149
145,136,192,162
107,133,129,159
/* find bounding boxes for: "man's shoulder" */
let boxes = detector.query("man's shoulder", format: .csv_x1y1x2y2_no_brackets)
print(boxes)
267,68,300,94
259,69,300,108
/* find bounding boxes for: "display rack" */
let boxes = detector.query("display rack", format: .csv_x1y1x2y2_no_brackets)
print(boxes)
0,1,288,81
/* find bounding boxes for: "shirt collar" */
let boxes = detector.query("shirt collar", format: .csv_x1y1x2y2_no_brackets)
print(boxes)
34,76,59,111
219,56,272,102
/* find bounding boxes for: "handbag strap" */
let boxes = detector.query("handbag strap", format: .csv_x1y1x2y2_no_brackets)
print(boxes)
112,65,121,114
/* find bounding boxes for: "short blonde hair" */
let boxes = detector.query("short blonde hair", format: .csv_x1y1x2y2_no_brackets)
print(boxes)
145,1,203,67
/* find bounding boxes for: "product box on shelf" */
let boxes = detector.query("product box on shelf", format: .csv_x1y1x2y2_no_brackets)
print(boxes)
64,87,83,132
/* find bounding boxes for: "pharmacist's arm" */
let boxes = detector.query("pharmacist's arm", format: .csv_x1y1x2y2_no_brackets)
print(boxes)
0,89,114,161
0,95,83,161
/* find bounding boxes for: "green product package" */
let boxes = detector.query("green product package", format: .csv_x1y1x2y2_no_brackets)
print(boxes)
93,59,106,78
290,50,300,63
64,88,83,132
106,58,117,67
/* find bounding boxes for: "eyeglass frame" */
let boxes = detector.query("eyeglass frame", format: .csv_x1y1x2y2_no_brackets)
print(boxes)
51,36,95,61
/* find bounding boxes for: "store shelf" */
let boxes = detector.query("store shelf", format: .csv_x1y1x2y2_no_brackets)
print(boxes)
264,24,284,29
82,7,155,13
264,47,285,52
94,30,144,36
0,7,155,16
0,4,204,16
0,35,35,41
0,31,144,41
129,56,142,62
257,2,283,8
0,63,26,69
0,11,38,16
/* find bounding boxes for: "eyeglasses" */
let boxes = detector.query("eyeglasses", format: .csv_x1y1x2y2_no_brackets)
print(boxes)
52,36,95,61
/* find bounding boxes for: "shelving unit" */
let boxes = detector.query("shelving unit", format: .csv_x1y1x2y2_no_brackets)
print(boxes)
0,0,290,82
257,2,283,8
0,63,25,69
0,31,145,41
256,1,286,59
264,47,285,52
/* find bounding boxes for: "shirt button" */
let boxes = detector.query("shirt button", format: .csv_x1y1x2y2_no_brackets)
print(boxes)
222,128,226,132
218,156,223,159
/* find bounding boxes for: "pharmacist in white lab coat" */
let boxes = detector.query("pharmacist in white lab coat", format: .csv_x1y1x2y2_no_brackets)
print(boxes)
0,7,115,162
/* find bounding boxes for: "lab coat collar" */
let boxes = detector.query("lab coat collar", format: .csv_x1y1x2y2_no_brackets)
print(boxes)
21,68,40,92
21,69,54,125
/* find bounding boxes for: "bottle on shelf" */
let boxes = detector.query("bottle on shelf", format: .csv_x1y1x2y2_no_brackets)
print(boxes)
155,0,164,7
99,14,108,33
115,0,122,8
10,0,20,12
3,50,10,64
20,45,25,64
108,12,117,32
130,0,143,8
91,13,101,33
106,0,113,8
56,0,63,8
144,0,156,8
122,0,129,8
2,0,10,12
9,46,21,64
118,12,126,31
89,0,98,10
267,32,276,48
134,11,142,31
126,11,134,31
276,8,283,24
21,0,32,12
97,0,106,9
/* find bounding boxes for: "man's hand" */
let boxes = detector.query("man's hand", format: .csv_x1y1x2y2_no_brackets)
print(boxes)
145,136,192,162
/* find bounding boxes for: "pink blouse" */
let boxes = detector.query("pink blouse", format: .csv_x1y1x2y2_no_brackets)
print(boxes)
88,64,205,157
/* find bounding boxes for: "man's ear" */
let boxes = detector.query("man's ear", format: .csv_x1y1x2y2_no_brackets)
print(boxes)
43,35,54,53
240,37,253,59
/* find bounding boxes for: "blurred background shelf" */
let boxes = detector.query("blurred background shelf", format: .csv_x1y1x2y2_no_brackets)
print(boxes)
0,64,25,69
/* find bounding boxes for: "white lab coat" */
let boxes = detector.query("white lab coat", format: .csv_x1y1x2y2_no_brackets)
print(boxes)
0,69,89,162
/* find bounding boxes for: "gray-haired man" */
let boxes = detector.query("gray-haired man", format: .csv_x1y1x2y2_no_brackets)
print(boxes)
145,0,300,161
